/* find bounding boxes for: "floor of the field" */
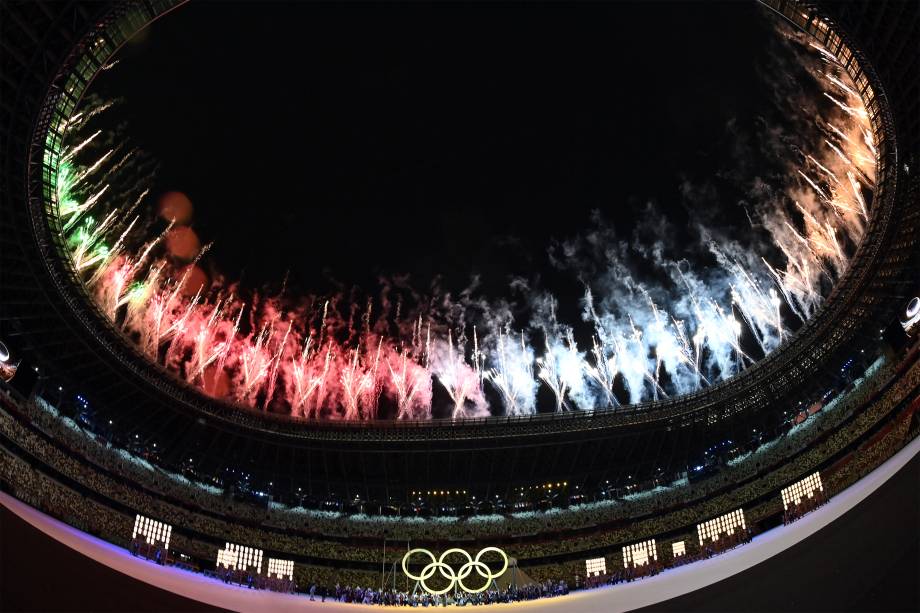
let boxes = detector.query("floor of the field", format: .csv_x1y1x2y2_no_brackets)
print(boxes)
2,432,919,612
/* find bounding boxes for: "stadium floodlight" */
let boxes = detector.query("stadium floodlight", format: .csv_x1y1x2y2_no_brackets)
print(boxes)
697,509,746,545
132,514,172,549
585,557,607,577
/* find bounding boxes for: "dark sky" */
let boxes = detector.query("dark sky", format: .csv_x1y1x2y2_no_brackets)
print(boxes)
92,1,783,310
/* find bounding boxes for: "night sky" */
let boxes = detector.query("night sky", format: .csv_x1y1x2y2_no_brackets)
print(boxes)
92,1,788,319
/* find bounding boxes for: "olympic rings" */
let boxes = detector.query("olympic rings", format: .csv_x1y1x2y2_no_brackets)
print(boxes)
402,547,509,594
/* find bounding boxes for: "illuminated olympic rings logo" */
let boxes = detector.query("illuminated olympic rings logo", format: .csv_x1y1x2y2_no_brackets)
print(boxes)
402,547,509,595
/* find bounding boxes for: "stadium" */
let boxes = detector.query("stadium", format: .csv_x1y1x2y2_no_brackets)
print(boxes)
0,0,918,610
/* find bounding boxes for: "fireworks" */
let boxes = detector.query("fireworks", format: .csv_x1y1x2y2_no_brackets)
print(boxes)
52,25,876,421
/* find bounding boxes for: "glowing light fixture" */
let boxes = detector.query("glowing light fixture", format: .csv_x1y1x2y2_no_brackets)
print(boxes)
267,558,294,581
781,471,823,510
672,541,686,557
585,557,607,577
132,514,171,549
622,539,657,568
697,509,746,546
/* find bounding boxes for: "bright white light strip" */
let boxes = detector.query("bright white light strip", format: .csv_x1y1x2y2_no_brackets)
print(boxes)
132,514,172,549
622,539,657,568
267,557,295,581
697,509,746,546
216,548,237,569
902,297,920,331
781,471,824,510
585,557,607,577
672,541,686,557
216,542,263,573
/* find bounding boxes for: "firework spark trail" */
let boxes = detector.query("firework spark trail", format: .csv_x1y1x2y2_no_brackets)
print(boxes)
334,338,384,419
472,326,486,384
806,154,841,185
823,92,868,119
289,336,314,414
797,170,830,202
627,315,669,401
808,41,838,62
55,23,877,420
240,323,274,399
62,185,109,230
164,286,204,348
75,149,113,184
432,331,487,418
862,129,877,159
62,130,102,163
643,295,672,402
536,334,572,412
291,338,332,418
387,348,430,419
673,315,711,386
341,346,373,419
584,335,618,408
187,298,223,380
486,330,536,416
69,209,117,270
263,320,293,409
770,288,783,343
824,72,859,99
367,337,384,419
847,171,869,220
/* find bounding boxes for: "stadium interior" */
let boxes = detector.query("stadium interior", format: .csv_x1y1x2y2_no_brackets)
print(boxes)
0,0,918,611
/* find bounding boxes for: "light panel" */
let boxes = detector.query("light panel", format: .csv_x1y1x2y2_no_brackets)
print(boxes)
267,558,295,581
132,514,172,549
672,541,686,557
585,557,607,577
216,542,264,573
622,539,657,568
697,509,746,546
781,471,824,510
